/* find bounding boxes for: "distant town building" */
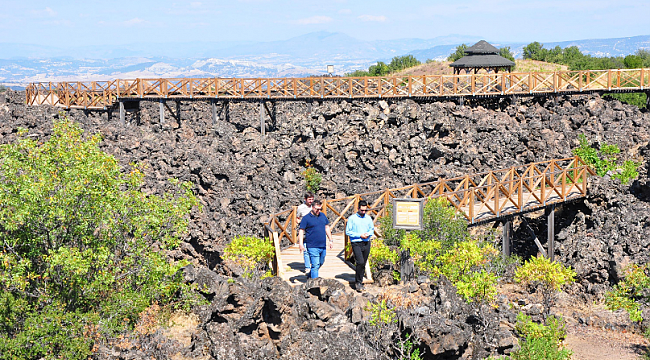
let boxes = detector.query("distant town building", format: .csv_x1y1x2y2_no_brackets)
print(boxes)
450,40,515,74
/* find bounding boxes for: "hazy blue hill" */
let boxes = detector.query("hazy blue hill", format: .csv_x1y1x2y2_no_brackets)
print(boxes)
410,35,650,61
1,32,648,85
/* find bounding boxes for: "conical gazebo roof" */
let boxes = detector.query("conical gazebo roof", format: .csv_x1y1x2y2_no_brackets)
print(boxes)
465,40,500,55
449,40,515,74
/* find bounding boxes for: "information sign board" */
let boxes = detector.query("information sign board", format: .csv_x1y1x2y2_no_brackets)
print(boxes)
392,198,425,230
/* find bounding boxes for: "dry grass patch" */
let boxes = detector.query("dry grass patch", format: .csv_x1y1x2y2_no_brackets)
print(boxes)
377,287,428,309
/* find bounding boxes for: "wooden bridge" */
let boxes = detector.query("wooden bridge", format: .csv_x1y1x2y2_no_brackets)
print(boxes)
265,156,595,285
26,68,650,110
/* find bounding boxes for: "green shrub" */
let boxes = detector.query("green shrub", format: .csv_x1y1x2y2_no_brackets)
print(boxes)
605,263,650,322
367,299,397,327
515,256,576,316
399,232,441,273
614,159,642,185
378,204,405,246
573,134,641,184
379,198,499,303
368,239,398,272
416,198,470,249
345,55,421,77
223,235,275,278
302,159,322,192
512,313,572,360
0,119,200,359
435,240,499,303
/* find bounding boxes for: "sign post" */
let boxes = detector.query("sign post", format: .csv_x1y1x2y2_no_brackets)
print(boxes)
392,198,425,231
392,198,425,284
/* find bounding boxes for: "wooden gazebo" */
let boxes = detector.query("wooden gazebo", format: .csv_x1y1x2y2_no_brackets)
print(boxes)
450,40,515,75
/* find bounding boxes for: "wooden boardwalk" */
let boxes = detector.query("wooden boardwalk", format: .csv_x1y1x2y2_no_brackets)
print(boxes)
280,234,372,285
26,68,650,110
267,157,596,283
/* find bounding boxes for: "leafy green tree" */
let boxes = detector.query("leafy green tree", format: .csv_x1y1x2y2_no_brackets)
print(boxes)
499,46,515,62
447,44,469,62
369,61,392,76
388,55,421,72
0,119,200,359
624,54,643,68
515,256,576,317
636,49,650,67
523,42,545,60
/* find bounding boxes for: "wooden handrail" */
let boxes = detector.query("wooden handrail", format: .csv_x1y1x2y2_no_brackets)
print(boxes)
266,157,596,243
26,68,650,109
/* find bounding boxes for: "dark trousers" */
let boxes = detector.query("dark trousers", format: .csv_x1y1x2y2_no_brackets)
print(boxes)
351,240,371,285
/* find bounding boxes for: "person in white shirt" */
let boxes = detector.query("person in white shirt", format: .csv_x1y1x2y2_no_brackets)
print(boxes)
296,192,314,273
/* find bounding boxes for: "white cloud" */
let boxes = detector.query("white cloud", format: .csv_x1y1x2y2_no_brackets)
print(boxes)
44,7,57,17
338,9,352,14
358,14,387,22
31,7,57,18
190,2,202,8
123,18,146,26
296,16,333,25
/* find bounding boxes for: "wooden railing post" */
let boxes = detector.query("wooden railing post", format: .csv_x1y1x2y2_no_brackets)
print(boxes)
291,206,298,244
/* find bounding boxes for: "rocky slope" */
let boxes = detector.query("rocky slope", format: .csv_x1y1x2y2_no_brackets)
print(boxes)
2,89,650,358
1,90,649,282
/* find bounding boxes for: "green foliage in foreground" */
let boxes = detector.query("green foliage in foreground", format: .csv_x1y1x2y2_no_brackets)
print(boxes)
376,198,500,303
346,55,422,77
573,134,641,184
515,256,576,317
511,313,572,360
605,263,650,322
0,119,200,360
223,235,275,278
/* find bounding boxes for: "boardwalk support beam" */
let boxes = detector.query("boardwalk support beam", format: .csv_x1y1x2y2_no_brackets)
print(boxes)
521,217,547,258
211,100,217,125
259,101,265,136
119,101,125,125
502,220,512,258
546,206,555,262
159,99,165,125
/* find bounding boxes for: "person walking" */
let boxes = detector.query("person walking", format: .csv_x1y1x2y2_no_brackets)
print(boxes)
296,192,314,274
345,200,374,291
298,199,333,279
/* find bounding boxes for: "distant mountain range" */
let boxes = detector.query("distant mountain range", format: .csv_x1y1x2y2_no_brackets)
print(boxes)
1,32,648,87
410,35,650,62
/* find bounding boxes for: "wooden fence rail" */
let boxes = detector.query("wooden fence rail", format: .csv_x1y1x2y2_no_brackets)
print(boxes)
266,156,596,255
26,68,650,109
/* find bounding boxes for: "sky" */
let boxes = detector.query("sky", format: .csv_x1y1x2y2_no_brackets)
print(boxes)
0,0,648,47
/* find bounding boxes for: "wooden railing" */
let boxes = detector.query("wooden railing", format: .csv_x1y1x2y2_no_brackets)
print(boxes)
266,156,596,255
26,68,650,109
